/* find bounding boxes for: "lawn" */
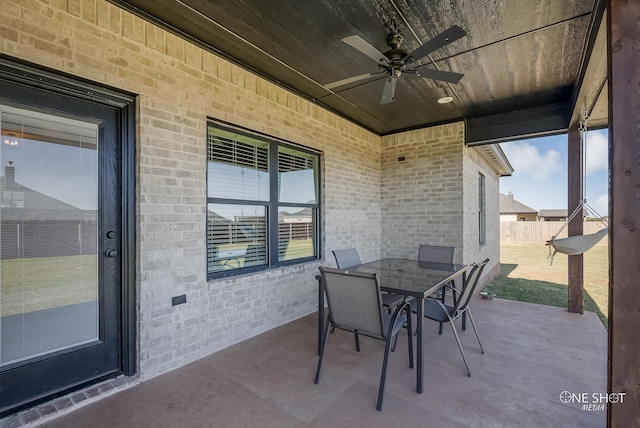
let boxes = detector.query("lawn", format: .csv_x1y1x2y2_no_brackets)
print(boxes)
1,255,97,317
484,243,609,328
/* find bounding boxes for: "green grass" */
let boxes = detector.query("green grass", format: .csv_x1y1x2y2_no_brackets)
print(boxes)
1,255,97,316
484,243,609,328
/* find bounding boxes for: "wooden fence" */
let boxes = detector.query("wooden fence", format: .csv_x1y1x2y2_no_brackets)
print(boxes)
500,221,609,246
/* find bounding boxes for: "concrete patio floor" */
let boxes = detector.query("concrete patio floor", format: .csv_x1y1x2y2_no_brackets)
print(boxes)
21,297,608,427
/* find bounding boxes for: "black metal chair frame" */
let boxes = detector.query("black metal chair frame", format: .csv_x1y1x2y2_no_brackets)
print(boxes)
314,266,414,411
413,258,489,376
417,244,457,333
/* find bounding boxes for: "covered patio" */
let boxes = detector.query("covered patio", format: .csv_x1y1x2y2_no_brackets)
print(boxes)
21,297,606,428
1,0,639,425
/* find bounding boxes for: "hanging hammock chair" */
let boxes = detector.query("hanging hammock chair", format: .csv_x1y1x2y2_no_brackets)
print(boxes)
547,227,608,257
546,223,608,264
545,114,608,264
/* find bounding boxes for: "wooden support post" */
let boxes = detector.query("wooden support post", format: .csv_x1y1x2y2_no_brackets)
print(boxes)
567,123,584,314
608,0,640,426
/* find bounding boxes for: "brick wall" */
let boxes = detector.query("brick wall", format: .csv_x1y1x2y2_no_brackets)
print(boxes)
0,0,502,383
380,123,465,260
380,124,501,285
0,0,383,380
462,146,501,282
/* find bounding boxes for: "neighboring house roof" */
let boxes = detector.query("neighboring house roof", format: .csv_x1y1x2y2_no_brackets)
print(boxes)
279,207,312,222
539,209,568,218
0,171,92,222
207,210,234,224
500,192,537,214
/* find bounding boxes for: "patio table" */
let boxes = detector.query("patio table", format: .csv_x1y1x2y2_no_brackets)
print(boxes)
316,258,470,394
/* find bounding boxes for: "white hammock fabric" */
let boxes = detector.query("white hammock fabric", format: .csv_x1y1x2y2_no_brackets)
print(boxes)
546,228,608,264
544,116,608,265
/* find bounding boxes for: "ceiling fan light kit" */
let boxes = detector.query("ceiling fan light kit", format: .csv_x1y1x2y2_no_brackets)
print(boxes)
325,25,467,104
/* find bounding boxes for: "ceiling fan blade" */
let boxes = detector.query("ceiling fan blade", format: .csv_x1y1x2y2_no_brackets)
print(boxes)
380,76,397,104
415,68,465,84
324,71,385,90
342,35,391,66
402,25,466,64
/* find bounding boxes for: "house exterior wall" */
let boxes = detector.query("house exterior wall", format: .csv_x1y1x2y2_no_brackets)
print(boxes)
380,124,465,261
500,213,538,222
500,214,519,222
0,0,382,380
379,125,501,285
462,146,501,283
0,0,502,386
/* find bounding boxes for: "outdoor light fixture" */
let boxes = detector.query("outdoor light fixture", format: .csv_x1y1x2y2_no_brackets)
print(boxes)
3,133,19,146
437,96,453,104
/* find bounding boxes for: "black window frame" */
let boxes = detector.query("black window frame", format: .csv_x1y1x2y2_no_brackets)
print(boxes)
478,172,486,245
206,120,321,280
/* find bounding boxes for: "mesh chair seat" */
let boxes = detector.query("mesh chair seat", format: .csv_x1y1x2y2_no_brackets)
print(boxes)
409,298,452,323
381,293,405,309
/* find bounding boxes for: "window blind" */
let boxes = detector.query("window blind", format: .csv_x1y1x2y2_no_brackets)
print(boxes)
278,149,314,173
207,134,268,171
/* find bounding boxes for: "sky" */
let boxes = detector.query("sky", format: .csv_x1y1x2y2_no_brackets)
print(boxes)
499,129,609,216
3,138,98,210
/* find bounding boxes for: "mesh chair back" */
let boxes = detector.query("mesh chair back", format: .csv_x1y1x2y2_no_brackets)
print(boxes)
319,266,384,338
417,244,456,264
332,248,362,268
453,258,490,314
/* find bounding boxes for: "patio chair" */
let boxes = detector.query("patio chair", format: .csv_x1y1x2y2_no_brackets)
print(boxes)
332,248,405,310
315,266,414,411
331,248,361,268
417,244,456,264
417,244,457,332
409,258,489,376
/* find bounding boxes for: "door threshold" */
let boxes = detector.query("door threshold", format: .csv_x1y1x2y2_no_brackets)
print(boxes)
0,375,140,428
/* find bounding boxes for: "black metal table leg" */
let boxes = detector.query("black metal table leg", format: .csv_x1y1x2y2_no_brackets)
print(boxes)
317,275,323,355
416,296,424,393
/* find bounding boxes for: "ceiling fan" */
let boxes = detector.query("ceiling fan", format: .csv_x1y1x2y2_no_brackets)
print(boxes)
325,25,466,104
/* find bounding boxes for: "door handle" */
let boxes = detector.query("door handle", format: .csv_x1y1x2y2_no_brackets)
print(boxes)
105,249,118,258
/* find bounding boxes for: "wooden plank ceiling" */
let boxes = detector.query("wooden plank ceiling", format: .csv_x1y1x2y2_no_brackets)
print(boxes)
110,0,606,140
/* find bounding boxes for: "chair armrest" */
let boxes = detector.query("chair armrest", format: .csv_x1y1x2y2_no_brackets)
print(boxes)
442,283,460,296
386,301,410,338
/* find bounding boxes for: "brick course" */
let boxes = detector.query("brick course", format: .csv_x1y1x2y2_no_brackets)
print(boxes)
0,0,501,406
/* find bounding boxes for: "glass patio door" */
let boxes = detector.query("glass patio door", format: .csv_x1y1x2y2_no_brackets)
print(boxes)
0,75,128,415
0,106,100,367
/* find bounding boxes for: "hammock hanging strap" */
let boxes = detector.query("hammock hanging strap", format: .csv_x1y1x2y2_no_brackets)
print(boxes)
545,113,608,264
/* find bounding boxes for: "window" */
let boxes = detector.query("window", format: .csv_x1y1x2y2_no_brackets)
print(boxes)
478,173,486,245
206,123,320,278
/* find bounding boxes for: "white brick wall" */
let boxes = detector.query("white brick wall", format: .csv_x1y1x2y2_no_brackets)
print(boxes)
379,123,501,284
462,146,501,282
0,0,502,383
381,123,465,261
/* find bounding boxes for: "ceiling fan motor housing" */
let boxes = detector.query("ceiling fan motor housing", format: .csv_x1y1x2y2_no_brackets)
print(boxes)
387,33,403,49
